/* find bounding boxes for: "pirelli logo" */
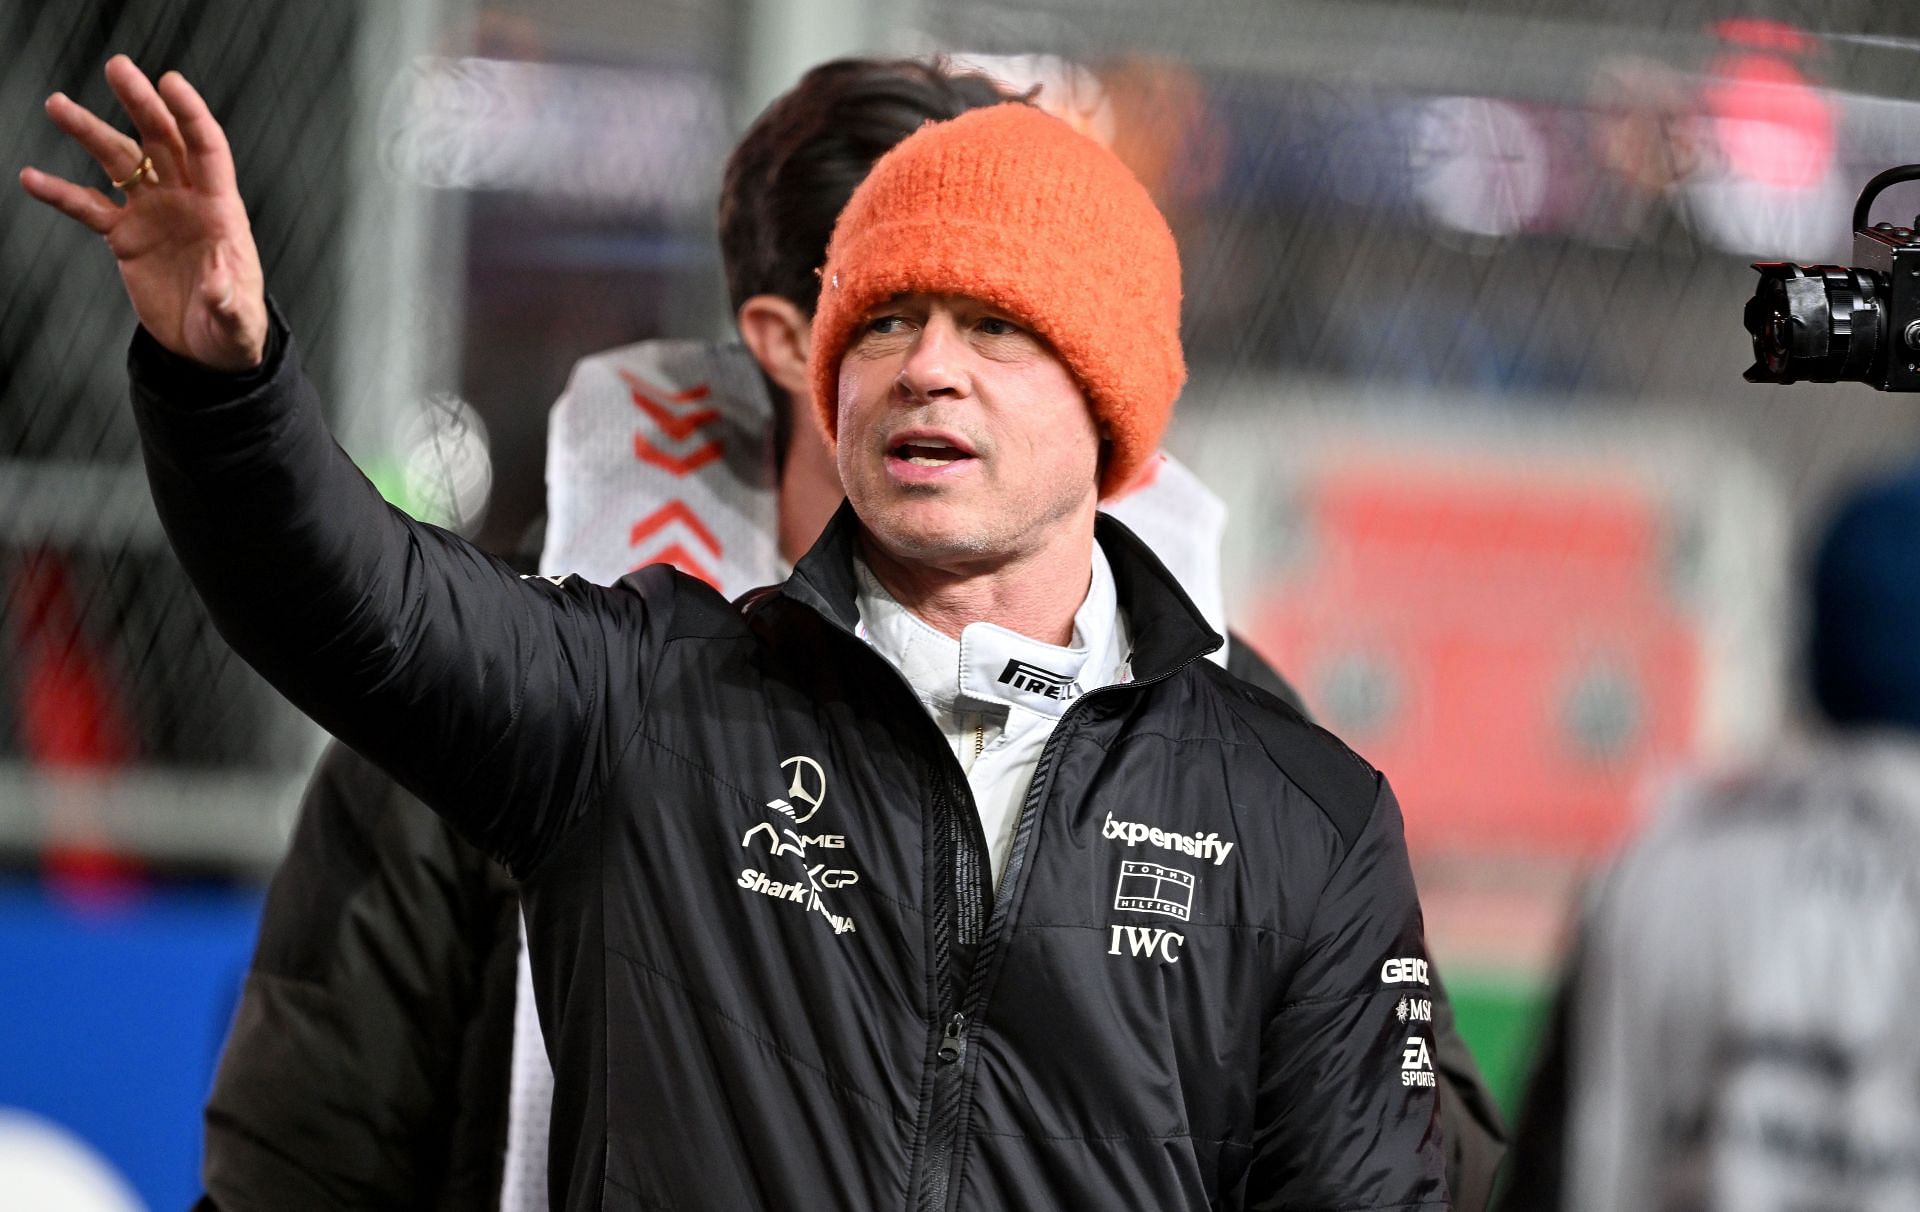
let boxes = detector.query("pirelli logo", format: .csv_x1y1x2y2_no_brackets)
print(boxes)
1113,860,1195,921
998,658,1081,700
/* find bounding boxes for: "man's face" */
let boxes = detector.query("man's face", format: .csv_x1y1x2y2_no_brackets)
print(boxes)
835,292,1101,570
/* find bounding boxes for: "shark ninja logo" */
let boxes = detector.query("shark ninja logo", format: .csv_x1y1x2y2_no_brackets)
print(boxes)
997,658,1081,701
736,754,858,937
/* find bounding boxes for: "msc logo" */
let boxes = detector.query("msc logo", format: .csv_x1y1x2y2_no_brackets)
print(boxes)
1380,957,1430,986
1396,997,1433,1024
997,658,1081,701
1107,925,1185,964
766,754,827,824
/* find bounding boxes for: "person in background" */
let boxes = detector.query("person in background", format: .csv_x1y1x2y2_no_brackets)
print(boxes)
1497,459,1920,1212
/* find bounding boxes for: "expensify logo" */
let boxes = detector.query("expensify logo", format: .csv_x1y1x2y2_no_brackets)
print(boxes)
1101,812,1236,866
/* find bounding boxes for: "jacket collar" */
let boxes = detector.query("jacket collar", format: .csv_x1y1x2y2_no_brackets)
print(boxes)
779,499,1222,682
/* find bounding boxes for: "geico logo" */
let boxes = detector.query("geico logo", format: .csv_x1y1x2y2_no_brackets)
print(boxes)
1106,924,1185,964
1380,957,1430,986
1101,812,1236,866
998,658,1081,700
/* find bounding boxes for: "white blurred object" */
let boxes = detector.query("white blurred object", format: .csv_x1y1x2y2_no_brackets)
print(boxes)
1409,96,1553,239
0,1109,145,1212
379,57,726,215
944,53,1117,145
399,392,493,532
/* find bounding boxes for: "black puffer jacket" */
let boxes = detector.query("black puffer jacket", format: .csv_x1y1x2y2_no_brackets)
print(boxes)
136,320,1448,1211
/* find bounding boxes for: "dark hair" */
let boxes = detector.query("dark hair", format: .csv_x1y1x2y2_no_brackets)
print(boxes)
717,58,1012,317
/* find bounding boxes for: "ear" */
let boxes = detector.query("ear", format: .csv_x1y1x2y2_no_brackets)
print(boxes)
736,295,813,400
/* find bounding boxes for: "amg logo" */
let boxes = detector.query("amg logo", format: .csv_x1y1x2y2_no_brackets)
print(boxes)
997,658,1081,700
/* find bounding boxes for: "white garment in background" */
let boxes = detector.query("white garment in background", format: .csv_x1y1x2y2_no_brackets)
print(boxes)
498,913,553,1212
1562,736,1920,1212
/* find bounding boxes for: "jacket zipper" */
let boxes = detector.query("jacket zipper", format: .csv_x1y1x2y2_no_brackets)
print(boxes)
916,652,1207,1212
793,595,1212,1212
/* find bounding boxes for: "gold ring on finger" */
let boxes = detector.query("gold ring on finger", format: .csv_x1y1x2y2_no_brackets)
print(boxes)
111,154,157,192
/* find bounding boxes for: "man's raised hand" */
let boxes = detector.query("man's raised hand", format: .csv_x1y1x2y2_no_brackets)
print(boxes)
19,55,268,373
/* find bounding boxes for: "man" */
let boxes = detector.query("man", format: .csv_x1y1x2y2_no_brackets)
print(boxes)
187,58,1015,1212
27,57,1451,1209
1497,462,1920,1212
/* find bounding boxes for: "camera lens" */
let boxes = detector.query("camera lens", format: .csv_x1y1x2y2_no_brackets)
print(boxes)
1743,264,1884,384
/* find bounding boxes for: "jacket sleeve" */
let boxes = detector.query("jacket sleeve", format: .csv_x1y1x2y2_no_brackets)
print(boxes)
1431,965,1509,1211
1248,774,1450,1210
201,741,519,1211
128,314,657,873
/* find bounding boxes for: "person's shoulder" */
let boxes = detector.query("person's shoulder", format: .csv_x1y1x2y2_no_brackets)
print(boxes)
558,338,772,425
1188,660,1382,849
600,562,766,642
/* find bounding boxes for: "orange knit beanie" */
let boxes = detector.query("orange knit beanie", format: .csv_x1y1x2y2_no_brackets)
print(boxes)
809,103,1186,499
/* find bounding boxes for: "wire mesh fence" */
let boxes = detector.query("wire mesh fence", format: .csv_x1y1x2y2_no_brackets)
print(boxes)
1,1,368,869
9,2,1920,1204
5,0,1920,897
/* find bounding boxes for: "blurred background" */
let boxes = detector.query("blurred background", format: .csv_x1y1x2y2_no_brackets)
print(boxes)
5,0,1920,1205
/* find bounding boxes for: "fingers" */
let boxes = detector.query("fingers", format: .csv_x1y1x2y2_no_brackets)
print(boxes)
104,55,191,188
156,71,235,195
18,166,120,235
43,91,144,183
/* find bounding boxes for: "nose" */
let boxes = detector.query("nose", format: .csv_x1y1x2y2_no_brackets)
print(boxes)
895,311,969,404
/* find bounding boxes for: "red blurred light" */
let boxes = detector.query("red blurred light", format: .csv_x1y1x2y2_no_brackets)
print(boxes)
1704,51,1834,190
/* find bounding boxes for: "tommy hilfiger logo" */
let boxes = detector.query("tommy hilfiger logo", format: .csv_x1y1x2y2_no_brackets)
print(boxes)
1113,860,1196,921
997,658,1082,701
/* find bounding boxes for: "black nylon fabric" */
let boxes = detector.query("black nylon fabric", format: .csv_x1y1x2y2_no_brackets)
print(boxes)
133,318,1448,1211
197,741,520,1212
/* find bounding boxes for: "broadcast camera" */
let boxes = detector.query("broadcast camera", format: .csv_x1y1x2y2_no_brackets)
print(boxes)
1745,166,1920,390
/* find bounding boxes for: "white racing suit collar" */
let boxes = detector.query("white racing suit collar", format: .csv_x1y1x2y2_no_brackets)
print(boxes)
853,544,1128,721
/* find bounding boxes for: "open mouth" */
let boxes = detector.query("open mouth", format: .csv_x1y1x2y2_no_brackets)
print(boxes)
891,441,972,467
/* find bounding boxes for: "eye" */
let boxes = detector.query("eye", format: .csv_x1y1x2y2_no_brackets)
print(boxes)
976,315,1023,337
864,314,910,335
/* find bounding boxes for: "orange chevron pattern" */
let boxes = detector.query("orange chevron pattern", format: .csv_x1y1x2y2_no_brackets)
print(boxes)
629,500,722,557
633,433,724,476
619,370,720,441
